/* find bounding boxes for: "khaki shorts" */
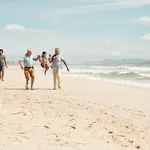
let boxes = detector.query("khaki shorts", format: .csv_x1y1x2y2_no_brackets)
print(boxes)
24,67,34,79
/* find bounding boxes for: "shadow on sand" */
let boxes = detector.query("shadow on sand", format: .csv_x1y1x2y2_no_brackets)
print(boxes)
5,88,54,91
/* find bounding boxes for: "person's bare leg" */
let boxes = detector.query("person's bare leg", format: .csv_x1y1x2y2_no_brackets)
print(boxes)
42,61,44,68
0,71,1,80
2,71,4,81
26,78,29,84
42,61,46,75
25,77,30,89
44,65,49,75
57,69,61,89
31,76,34,89
52,68,57,89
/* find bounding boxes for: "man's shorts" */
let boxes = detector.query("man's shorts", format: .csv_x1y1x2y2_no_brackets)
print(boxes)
0,65,4,72
24,67,34,79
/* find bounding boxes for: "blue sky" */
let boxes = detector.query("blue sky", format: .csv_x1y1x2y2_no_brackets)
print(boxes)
0,0,150,62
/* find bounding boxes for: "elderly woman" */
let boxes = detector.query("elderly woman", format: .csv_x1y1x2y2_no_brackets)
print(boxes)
49,48,69,90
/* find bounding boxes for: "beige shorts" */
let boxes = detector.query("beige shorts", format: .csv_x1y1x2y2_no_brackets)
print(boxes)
24,67,34,79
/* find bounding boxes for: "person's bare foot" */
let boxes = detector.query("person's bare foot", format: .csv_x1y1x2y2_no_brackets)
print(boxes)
31,87,35,90
58,86,61,89
44,71,46,75
2,79,4,81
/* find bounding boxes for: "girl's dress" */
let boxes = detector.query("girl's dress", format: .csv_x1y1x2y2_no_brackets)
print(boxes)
41,56,48,68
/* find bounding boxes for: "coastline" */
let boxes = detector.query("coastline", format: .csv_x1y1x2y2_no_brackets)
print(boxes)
64,73,150,90
0,67,150,149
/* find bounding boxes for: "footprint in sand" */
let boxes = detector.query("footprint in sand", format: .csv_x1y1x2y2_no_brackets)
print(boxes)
11,112,26,116
43,125,50,129
70,126,76,129
108,131,113,134
135,145,140,149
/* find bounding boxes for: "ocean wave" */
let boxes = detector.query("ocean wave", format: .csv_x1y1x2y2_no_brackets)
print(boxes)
71,65,150,72
118,72,139,76
127,67,150,71
67,70,150,80
100,71,150,80
64,65,150,88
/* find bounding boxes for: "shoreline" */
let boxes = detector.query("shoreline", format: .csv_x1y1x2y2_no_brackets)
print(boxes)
64,74,150,91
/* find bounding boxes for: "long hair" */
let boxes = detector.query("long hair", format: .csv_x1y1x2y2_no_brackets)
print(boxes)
51,54,57,62
0,49,3,53
42,51,46,57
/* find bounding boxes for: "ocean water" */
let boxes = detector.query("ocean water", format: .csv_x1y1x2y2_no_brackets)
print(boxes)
63,64,150,89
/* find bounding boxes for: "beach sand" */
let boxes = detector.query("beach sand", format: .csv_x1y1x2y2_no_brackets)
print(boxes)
0,66,150,150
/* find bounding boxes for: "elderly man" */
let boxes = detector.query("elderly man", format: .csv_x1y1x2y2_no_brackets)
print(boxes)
19,49,39,90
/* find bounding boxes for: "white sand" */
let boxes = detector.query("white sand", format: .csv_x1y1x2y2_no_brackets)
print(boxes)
0,66,150,150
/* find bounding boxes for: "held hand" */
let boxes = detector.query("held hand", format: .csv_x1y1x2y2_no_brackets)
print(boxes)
67,67,70,72
38,55,40,59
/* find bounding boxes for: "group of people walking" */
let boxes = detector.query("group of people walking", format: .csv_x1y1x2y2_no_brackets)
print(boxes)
0,48,70,90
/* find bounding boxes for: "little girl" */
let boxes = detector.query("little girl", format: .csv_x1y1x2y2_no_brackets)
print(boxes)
39,51,50,75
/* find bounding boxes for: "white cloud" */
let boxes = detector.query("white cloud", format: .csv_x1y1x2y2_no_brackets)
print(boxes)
4,24,40,32
54,21,61,24
132,16,150,23
54,20,73,24
42,0,150,18
76,0,150,9
66,0,150,9
141,34,150,40
61,0,150,14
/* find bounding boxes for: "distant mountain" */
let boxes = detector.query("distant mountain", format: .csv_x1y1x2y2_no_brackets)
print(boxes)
101,59,150,64
83,59,150,65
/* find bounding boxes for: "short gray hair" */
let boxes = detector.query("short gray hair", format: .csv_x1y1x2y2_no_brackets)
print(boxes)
55,48,60,51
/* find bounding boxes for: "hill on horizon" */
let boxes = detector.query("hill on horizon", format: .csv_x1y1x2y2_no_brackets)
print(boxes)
83,58,150,65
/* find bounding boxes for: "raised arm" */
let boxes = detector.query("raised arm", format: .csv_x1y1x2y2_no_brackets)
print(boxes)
33,55,40,61
39,56,42,63
48,54,52,63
